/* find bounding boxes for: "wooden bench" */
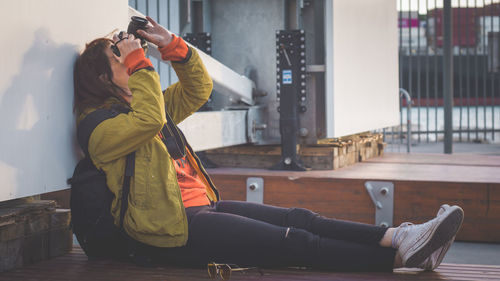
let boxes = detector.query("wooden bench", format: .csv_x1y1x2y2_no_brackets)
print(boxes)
42,153,500,243
208,153,500,242
0,246,498,280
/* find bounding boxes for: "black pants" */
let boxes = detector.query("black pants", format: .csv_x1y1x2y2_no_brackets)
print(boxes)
139,201,396,272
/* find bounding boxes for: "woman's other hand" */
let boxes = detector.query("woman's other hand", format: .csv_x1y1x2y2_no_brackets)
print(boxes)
136,16,173,48
112,33,142,63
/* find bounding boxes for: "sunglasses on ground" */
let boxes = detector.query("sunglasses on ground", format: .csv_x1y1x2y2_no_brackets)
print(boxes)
207,262,263,280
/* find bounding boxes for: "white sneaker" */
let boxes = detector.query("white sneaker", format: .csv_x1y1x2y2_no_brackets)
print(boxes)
393,205,464,268
419,204,457,270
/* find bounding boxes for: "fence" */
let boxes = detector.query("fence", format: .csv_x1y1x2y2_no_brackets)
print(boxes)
386,0,500,150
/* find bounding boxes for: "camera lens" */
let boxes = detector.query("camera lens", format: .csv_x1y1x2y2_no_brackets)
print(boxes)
127,16,149,53
131,16,148,26
127,16,148,38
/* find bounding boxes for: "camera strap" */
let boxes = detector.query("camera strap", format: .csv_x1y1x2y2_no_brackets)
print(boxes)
159,109,187,160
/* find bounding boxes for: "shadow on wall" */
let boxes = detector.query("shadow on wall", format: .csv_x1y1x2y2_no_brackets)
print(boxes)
0,28,81,200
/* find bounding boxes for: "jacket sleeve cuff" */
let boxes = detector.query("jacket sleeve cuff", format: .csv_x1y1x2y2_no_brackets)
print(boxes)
124,48,154,76
158,34,189,62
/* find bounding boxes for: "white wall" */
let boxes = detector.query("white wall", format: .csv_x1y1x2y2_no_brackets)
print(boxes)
0,0,128,202
325,0,400,138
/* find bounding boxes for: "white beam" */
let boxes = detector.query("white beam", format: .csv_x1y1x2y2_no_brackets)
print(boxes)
177,111,247,152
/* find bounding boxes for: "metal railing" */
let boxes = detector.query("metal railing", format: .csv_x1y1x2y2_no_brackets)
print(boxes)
382,88,413,153
385,0,500,150
401,88,413,153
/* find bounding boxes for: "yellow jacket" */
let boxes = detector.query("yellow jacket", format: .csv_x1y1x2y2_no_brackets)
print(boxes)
78,48,219,247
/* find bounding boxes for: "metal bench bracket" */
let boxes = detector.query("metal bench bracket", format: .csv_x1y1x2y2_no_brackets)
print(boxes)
365,181,394,227
246,177,264,204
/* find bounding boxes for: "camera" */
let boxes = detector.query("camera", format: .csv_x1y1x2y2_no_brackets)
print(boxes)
111,16,149,57
127,16,149,51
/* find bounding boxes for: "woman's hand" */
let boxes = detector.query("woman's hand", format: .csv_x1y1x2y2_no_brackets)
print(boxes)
136,16,173,48
112,33,142,63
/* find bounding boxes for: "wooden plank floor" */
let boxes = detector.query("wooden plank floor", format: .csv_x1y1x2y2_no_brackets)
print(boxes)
207,153,500,242
365,153,500,167
208,153,500,184
0,246,499,281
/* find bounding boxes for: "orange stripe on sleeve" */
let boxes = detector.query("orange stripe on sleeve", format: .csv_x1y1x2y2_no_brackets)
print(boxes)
123,48,154,76
158,34,189,62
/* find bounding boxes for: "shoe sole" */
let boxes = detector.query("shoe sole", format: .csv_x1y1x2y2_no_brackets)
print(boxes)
405,206,464,268
424,204,455,271
423,204,453,271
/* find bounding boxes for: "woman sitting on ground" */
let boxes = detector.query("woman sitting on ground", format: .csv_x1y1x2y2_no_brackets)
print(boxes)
73,16,464,272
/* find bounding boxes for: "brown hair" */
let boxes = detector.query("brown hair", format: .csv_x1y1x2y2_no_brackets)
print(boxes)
73,38,127,114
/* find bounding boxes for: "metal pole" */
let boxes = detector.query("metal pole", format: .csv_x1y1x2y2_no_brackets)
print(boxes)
466,1,471,142
491,3,495,141
417,0,421,144
400,88,412,153
482,5,487,141
474,1,479,141
458,0,463,142
433,0,438,142
426,0,430,143
271,30,307,171
443,0,453,154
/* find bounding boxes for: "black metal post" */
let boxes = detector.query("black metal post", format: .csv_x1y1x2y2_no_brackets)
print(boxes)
407,3,412,148
443,0,453,154
425,0,430,143
272,30,307,171
457,0,463,142
434,0,438,142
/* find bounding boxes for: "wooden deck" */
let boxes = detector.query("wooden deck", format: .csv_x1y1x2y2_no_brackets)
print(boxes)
0,246,499,281
207,153,500,242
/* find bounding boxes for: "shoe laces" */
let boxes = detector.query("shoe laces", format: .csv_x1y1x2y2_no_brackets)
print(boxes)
392,218,438,247
392,222,413,248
